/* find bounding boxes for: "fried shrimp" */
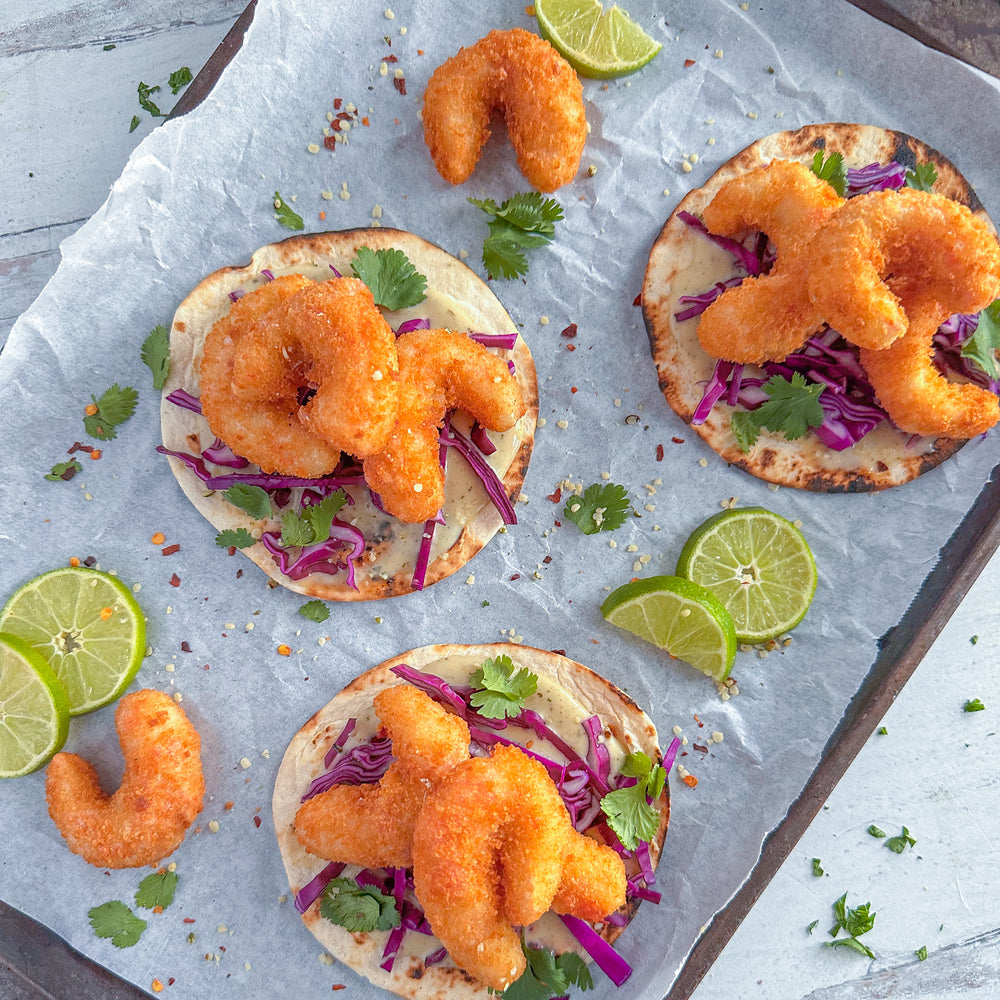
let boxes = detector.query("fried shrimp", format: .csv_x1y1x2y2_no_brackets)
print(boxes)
45,689,204,869
199,276,342,477
808,187,1000,352
294,685,470,868
422,28,587,192
363,328,526,523
697,160,844,363
551,832,627,923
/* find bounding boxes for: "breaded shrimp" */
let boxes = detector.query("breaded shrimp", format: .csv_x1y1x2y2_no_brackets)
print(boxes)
231,277,400,459
45,690,204,869
199,277,342,477
808,187,1000,352
550,832,627,923
422,28,587,192
697,159,844,363
363,329,525,523
294,685,470,869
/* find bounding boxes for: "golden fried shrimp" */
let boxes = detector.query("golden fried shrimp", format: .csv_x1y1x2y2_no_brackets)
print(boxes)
363,329,526,523
422,28,586,192
294,685,470,869
697,159,844,363
45,690,204,869
808,187,1000,351
199,277,342,477
550,832,627,923
231,277,400,459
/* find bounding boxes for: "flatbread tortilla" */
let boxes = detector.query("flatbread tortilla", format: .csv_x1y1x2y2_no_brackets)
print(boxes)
161,229,538,599
273,643,670,1000
642,123,994,491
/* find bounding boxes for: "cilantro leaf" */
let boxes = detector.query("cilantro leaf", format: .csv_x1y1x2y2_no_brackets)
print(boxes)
222,483,272,520
811,857,824,876
482,237,529,281
961,299,1000,381
351,246,427,310
868,824,886,838
916,944,928,961
298,599,331,623
807,919,819,935
45,459,82,482
88,900,147,948
733,373,825,451
319,877,400,933
884,826,916,854
555,952,593,992
273,190,304,231
215,527,255,549
280,491,348,547
129,114,141,133
135,871,178,910
825,892,876,958
563,483,630,535
503,941,592,1000
810,150,847,196
964,697,986,712
600,751,666,851
469,192,563,281
84,384,138,440
137,81,165,118
905,162,938,191
168,66,193,94
141,324,171,389
730,409,761,452
825,935,875,958
469,655,538,719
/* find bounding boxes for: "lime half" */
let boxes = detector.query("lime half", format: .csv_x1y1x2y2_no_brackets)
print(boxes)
535,0,663,78
601,575,737,681
0,567,146,716
676,507,817,645
0,632,71,778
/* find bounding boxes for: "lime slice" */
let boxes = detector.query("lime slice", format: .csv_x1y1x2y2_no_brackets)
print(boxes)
535,0,663,78
0,567,146,716
676,507,817,645
601,575,737,681
0,632,71,778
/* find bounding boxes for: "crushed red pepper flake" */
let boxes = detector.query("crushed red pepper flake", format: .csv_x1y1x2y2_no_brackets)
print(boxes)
566,343,576,351
180,641,192,653
510,573,521,581
542,555,553,564
382,54,399,63
682,774,699,788
656,443,664,461
169,573,181,587
393,77,407,95
672,436,685,444
546,487,562,502
254,815,262,828
323,136,338,150
183,917,196,924
334,97,342,109
633,293,642,307
560,323,578,338
684,58,696,67
694,713,703,726
162,543,181,556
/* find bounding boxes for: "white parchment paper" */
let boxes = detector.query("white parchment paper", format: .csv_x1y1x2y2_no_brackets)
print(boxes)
2,1,999,997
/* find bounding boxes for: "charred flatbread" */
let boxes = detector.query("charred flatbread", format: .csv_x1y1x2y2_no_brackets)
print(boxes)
642,122,996,491
273,643,670,999
160,228,537,599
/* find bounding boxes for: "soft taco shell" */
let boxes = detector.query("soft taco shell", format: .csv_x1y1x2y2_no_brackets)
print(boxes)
161,228,538,600
642,122,993,491
273,643,669,1000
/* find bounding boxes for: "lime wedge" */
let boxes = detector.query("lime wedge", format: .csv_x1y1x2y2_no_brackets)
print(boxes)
601,575,736,681
0,567,146,716
535,0,662,78
676,507,817,644
0,632,71,778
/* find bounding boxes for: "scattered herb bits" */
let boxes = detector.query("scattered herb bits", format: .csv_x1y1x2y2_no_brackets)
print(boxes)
350,246,427,310
563,482,630,534
468,191,563,280
273,191,304,231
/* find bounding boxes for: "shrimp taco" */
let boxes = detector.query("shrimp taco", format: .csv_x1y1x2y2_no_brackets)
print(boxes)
642,123,1000,491
159,228,538,600
273,643,671,999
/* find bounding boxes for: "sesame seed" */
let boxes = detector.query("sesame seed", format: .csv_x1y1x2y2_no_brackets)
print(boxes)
413,483,423,492
306,143,320,154
680,607,691,617
539,315,550,325
681,160,693,173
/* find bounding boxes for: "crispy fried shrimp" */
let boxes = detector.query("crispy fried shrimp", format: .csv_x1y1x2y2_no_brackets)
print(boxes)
45,690,204,869
363,329,526,523
808,187,1000,352
422,28,587,192
231,277,400,459
697,160,844,363
199,276,343,477
550,832,627,923
294,685,470,868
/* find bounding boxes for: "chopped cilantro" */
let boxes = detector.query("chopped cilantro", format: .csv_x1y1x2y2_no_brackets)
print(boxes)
280,491,348,547
970,634,980,645
807,919,819,935
129,114,140,133
877,726,888,735
964,698,986,713
884,826,916,854
469,192,563,281
961,299,1000,381
273,190,304,231
811,857,824,877
824,892,876,958
563,482,630,535
503,940,593,1000
215,527,255,549
88,900,147,948
320,877,400,933
469,655,538,719
168,66,193,94
350,246,427,310
600,751,666,851
298,599,330,623
905,161,938,191
732,373,825,451
135,871,178,910
137,81,165,118
84,384,138,440
810,150,847,196
222,483,272,520
916,944,928,961
141,324,171,389
867,824,886,838
45,459,82,482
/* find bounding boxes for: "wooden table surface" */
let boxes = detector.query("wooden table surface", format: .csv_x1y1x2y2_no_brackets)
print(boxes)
3,2,1000,999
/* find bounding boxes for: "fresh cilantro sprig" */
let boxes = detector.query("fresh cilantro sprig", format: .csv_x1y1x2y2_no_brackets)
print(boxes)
810,150,847,196
135,871,178,910
964,697,986,712
84,384,138,441
215,527,255,549
469,192,563,280
961,299,1000,381
868,824,886,838
502,940,593,1000
88,900,148,949
824,892,876,958
46,459,82,482
137,81,165,118
884,826,916,854
905,161,938,191
563,483,630,535
731,373,825,452
280,491,348,547
320,877,401,933
351,246,427,310
600,751,666,851
222,483,272,520
469,655,538,719
299,599,331,623
168,66,193,94
811,857,825,877
141,323,171,389
273,190,304,231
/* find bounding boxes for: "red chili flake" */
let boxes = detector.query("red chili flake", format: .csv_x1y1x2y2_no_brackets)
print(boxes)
227,545,237,556
236,569,244,578
393,77,407,96
693,743,709,754
566,343,576,351
333,987,347,992
560,323,578,338
67,441,91,454
84,555,97,566
361,117,370,126
542,555,553,564
168,979,175,986
323,135,338,150
169,573,181,587
554,520,561,527
684,58,696,67
633,293,642,307
224,801,234,811
656,444,664,461
334,97,342,109
570,386,578,394
682,774,699,788
417,49,425,55
219,946,226,953
672,436,685,444
162,543,181,556
510,573,521,581
336,111,352,121
329,120,342,132
180,641,192,653
551,649,566,656
253,815,262,828
382,54,399,63
694,713,703,726
546,487,562,502
183,917,196,924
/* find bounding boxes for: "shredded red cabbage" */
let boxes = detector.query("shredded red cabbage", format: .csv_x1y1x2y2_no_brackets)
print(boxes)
395,317,430,335
201,437,250,468
228,288,245,302
439,423,517,524
302,736,394,801
261,268,275,281
261,521,366,589
165,388,203,413
934,311,1000,393
410,428,449,591
559,914,633,987
294,860,346,913
470,331,519,350
323,717,358,768
389,664,473,720
329,264,343,278
845,161,906,195
676,210,761,275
